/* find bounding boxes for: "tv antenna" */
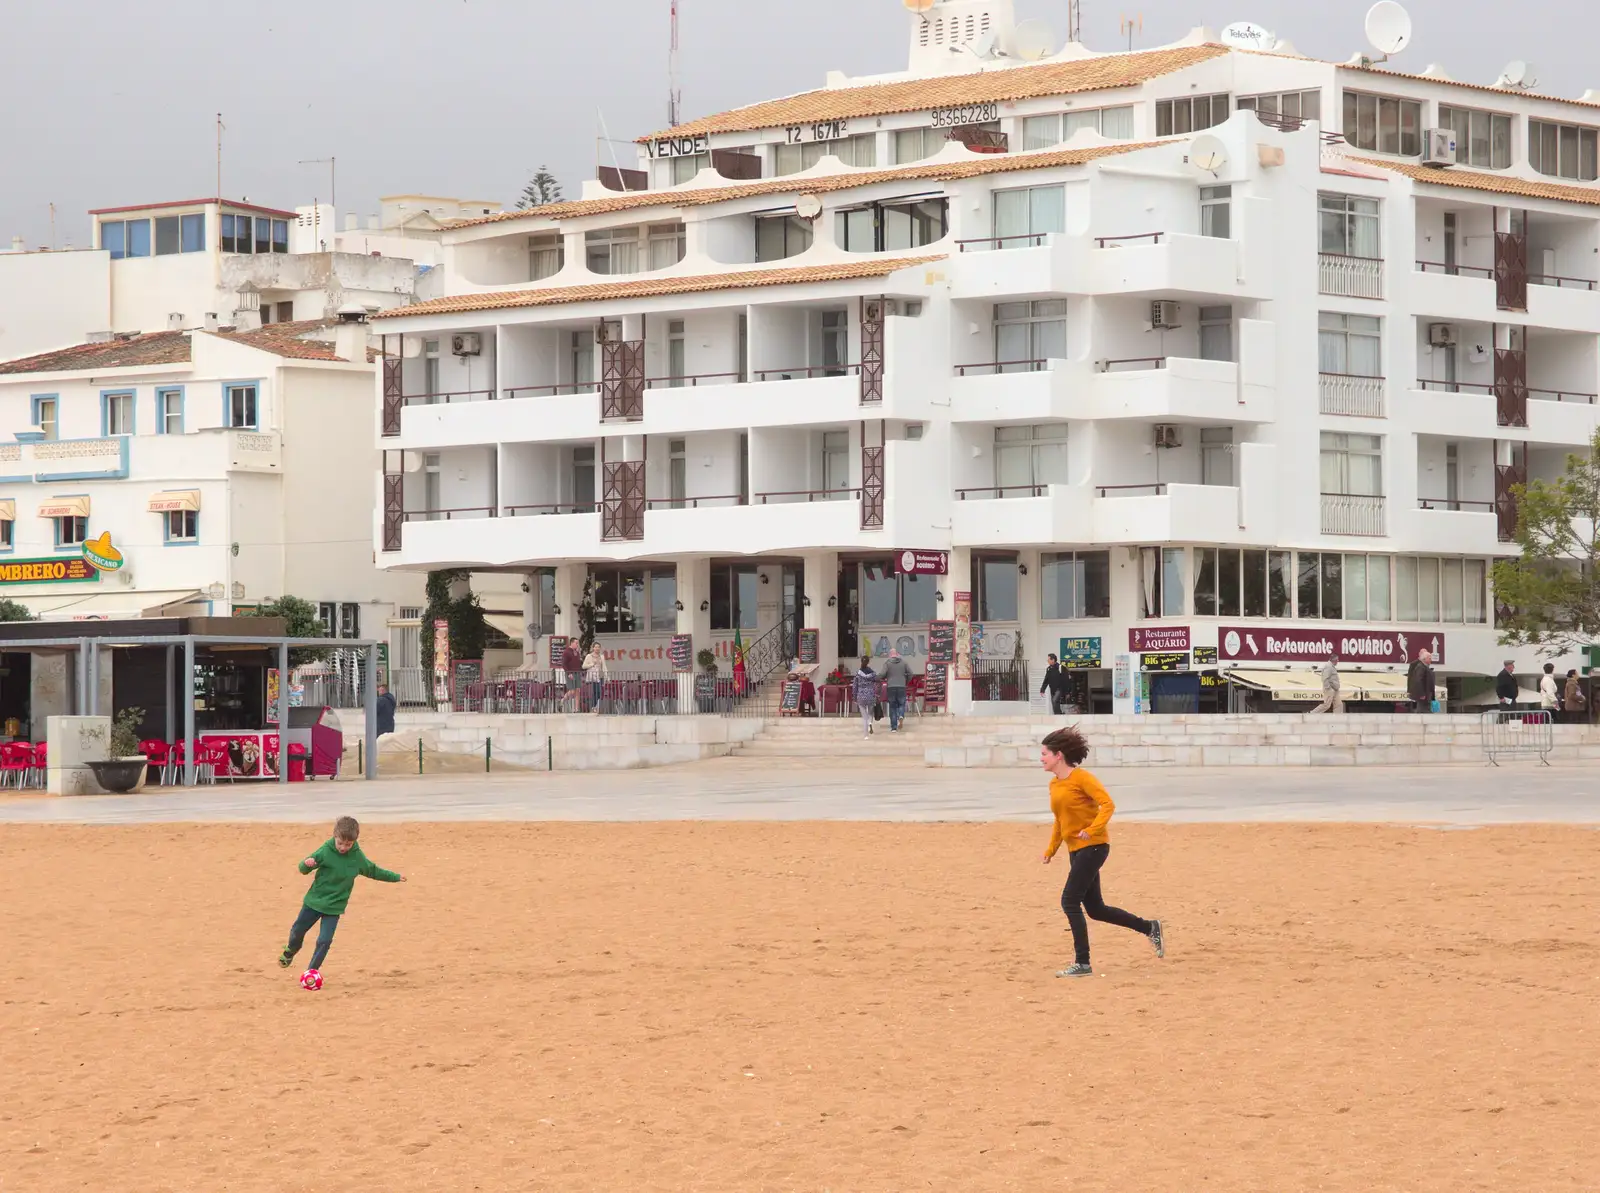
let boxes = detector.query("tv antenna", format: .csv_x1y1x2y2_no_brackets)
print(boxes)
668,0,682,127
1119,12,1142,51
1066,0,1082,44
1361,1,1411,67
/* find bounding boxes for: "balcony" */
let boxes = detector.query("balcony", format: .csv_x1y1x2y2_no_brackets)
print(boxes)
1320,492,1386,536
1406,379,1599,447
951,482,1094,546
1319,253,1383,299
1319,372,1385,417
1414,499,1503,552
1091,482,1248,545
949,230,1262,302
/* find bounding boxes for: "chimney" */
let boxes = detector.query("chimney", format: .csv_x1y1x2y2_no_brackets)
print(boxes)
232,307,263,331
334,306,369,362
203,312,220,333
9,235,22,252
167,312,185,331
344,213,359,231
86,330,115,344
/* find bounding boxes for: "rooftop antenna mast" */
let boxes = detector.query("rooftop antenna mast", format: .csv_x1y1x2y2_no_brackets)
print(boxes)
668,0,682,128
1119,12,1141,50
1067,0,1082,44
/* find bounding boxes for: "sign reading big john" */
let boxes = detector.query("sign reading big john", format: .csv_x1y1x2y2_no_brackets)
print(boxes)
1218,627,1445,666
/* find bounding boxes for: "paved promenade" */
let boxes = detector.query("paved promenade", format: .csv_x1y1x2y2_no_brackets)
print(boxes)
0,756,1595,825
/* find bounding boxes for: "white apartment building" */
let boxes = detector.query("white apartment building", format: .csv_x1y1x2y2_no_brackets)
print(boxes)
368,0,1600,711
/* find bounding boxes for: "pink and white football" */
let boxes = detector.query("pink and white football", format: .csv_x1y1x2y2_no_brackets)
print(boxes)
299,968,323,991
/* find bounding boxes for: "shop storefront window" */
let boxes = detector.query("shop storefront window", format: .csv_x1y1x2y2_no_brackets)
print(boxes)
591,565,677,634
1139,547,1185,618
1040,551,1110,619
974,554,1019,621
710,565,758,630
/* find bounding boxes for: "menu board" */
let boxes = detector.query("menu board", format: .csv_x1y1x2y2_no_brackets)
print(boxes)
923,663,949,709
779,680,802,714
548,635,570,669
1140,652,1189,672
928,620,956,665
797,627,820,665
669,634,694,673
451,658,484,703
694,672,718,708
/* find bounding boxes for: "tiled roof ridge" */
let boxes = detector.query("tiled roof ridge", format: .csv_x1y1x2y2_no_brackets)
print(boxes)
1346,156,1600,207
1338,63,1600,111
0,317,369,374
370,254,947,321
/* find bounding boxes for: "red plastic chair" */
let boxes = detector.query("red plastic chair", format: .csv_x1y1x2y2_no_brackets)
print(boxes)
140,740,170,785
0,742,32,789
31,742,48,786
820,685,848,717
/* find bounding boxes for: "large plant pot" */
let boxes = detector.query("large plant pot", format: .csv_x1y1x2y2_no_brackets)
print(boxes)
87,758,148,794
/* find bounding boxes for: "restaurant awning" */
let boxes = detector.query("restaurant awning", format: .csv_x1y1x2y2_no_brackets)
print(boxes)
37,496,89,519
484,612,528,642
0,498,14,521
147,489,201,513
1225,668,1445,701
12,590,209,622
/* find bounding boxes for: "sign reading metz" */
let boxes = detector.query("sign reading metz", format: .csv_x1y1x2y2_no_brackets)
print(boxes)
1218,626,1445,665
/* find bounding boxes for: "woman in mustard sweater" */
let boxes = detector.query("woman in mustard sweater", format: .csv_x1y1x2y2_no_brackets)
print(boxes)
1040,725,1164,978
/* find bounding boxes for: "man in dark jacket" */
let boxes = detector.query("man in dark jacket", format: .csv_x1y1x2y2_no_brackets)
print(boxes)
375,684,397,736
1495,660,1520,708
1040,653,1066,714
1406,649,1436,713
881,650,912,732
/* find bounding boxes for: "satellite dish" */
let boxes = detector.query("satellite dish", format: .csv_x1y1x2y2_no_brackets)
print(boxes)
1009,19,1055,60
970,30,1000,58
795,194,823,221
1497,60,1537,88
903,0,937,11
1364,1,1412,57
1220,21,1277,52
1187,134,1230,178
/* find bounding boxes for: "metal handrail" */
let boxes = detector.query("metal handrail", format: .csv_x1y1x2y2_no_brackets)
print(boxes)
1096,483,1168,496
502,383,597,399
1099,356,1168,372
1320,250,1385,263
644,494,744,510
403,506,497,521
643,371,744,389
1416,379,1494,395
1530,272,1599,291
502,502,596,516
956,232,1052,251
401,389,495,406
954,359,1051,376
1319,370,1386,380
955,484,1049,499
1416,260,1494,279
1095,232,1164,247
1528,387,1598,404
752,364,860,381
755,487,861,503
1418,498,1495,511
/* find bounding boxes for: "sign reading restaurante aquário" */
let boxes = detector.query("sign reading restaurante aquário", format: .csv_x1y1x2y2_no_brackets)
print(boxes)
0,557,100,584
895,550,948,575
1129,626,1189,652
1218,626,1446,665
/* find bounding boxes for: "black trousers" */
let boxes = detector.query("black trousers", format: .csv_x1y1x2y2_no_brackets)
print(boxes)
1060,844,1152,965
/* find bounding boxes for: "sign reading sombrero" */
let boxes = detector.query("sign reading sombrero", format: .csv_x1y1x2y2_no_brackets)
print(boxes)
81,531,124,572
0,557,99,584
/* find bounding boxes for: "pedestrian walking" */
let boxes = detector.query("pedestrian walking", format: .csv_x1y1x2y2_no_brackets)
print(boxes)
882,650,911,732
852,656,879,739
1539,662,1559,718
1407,649,1436,713
1564,669,1586,724
561,639,584,712
1310,650,1343,714
1040,654,1066,715
1039,725,1164,978
1495,660,1520,709
374,683,396,736
583,643,608,714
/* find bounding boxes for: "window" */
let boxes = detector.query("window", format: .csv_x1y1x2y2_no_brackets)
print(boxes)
1138,546,1186,618
422,339,440,399
157,390,183,436
836,198,947,252
1439,106,1512,169
775,133,876,176
585,227,640,275
56,516,89,546
1157,94,1230,136
127,219,151,257
822,429,851,496
993,300,1067,369
1200,427,1234,486
1022,106,1134,148
1530,119,1600,181
671,152,711,184
854,560,937,625
755,215,814,262
101,221,124,258
992,185,1065,246
570,331,595,389
254,217,271,254
318,602,338,635
738,431,750,505
227,384,258,429
1318,312,1382,376
894,126,947,164
276,301,294,323
1241,549,1294,618
1193,548,1246,618
820,309,849,375
648,223,686,270
181,213,206,252
221,213,249,253
423,453,441,513
1198,306,1233,362
0,514,11,550
1296,552,1344,619
1199,185,1231,238
155,216,181,256
1237,90,1322,123
1321,432,1382,496
529,233,563,280
1319,193,1381,258
339,603,360,638
100,219,152,258
165,510,199,542
667,323,686,387
668,438,687,506
590,565,677,634
1341,91,1421,156
710,564,758,630
973,554,1019,621
571,445,596,511
1041,551,1111,619
103,391,134,436
994,423,1069,492
649,571,678,632
32,395,58,440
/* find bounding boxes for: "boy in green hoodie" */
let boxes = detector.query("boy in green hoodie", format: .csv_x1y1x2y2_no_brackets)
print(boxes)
278,816,405,979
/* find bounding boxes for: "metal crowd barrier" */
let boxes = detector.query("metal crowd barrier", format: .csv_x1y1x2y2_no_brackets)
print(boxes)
1481,709,1554,766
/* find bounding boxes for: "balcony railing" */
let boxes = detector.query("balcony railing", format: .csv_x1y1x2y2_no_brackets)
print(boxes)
401,389,495,407
1098,356,1168,372
955,484,1049,500
1530,272,1599,291
1415,260,1493,279
502,383,597,399
1320,492,1386,536
502,502,596,516
1095,232,1164,248
751,364,860,382
754,487,860,504
644,494,744,510
643,371,744,389
1416,379,1493,395
1319,253,1384,299
1529,386,1599,404
1416,378,1598,404
403,506,497,522
954,359,1051,376
1319,372,1385,417
955,232,1052,252
1418,498,1495,511
1097,483,1169,497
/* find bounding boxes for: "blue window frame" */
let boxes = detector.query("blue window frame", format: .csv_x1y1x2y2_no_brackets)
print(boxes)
226,382,259,428
272,219,289,253
0,507,14,552
163,509,200,544
181,213,206,252
54,516,88,548
254,217,271,254
30,394,59,439
101,221,126,259
126,219,151,258
101,390,136,437
156,387,185,434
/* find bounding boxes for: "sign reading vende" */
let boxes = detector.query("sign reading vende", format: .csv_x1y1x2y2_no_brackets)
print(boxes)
1218,626,1445,665
0,557,99,584
1130,627,1190,652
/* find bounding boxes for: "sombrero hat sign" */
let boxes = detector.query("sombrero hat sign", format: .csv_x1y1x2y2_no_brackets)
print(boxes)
82,531,124,572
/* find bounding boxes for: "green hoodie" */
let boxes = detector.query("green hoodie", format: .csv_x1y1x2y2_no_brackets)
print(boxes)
299,839,401,915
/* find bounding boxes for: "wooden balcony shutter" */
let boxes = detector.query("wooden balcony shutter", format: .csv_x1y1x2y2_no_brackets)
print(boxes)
602,460,646,542
1493,347,1527,428
860,298,885,405
1495,231,1527,312
601,339,645,421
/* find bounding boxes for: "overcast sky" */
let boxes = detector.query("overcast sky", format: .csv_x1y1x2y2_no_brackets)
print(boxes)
0,0,1589,246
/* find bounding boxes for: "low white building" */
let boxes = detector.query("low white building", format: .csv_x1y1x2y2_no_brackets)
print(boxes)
366,1,1600,711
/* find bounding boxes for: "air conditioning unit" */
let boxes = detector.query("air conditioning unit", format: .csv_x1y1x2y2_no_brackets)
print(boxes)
450,333,482,356
1429,323,1458,346
1153,423,1183,448
1421,128,1458,168
1150,300,1181,330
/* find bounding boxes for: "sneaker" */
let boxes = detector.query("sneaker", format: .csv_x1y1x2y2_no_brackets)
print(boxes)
277,949,294,968
1055,963,1093,978
1148,919,1165,959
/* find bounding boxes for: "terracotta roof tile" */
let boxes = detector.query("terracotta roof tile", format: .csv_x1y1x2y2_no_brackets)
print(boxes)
1339,64,1600,111
0,331,193,375
370,256,947,320
1349,157,1600,207
225,319,350,361
451,141,1151,230
640,44,1227,140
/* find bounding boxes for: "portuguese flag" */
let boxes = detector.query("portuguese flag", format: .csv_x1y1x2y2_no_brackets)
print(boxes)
732,627,747,695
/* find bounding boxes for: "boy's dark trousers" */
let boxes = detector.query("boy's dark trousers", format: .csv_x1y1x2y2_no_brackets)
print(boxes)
287,903,340,969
